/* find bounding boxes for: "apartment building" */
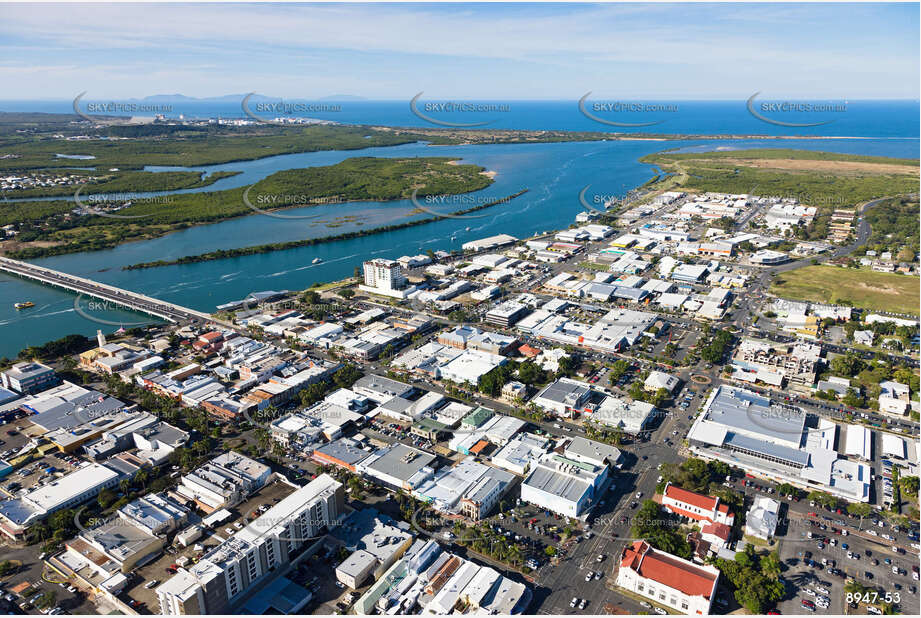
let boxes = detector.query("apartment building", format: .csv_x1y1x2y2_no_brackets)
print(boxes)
360,259,416,299
731,338,821,387
174,452,271,513
157,474,343,615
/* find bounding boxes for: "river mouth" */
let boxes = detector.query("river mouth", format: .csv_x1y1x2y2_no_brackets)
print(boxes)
0,136,917,357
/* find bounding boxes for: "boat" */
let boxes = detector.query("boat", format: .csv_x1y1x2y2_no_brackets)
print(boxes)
14,301,35,309
312,258,323,264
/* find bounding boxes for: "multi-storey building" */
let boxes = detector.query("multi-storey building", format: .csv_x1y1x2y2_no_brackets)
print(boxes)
157,474,343,615
616,540,720,615
660,482,735,526
0,361,59,394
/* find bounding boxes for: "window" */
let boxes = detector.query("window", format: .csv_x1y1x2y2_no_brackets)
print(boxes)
682,602,689,610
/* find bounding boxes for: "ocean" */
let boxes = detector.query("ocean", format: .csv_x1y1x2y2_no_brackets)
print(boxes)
0,99,917,357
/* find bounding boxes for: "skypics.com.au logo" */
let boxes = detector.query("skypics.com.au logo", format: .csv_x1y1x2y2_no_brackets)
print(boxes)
73,187,167,220
241,185,345,220
73,92,174,122
410,93,510,127
409,189,520,220
746,92,847,127
241,93,342,125
72,294,153,328
579,93,678,127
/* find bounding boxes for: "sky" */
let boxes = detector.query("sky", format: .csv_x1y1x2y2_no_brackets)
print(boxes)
0,2,918,100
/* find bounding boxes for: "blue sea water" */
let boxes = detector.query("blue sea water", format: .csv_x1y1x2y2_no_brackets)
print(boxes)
2,98,919,138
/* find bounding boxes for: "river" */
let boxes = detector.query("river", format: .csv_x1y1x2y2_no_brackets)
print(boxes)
0,137,918,357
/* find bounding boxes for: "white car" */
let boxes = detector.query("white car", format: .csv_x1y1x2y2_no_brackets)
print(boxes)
815,586,829,595
570,597,578,608
654,608,668,615
804,589,816,597
579,599,587,610
144,580,158,589
585,572,593,582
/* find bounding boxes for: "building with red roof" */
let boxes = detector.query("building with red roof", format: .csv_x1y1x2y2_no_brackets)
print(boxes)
660,482,735,526
700,521,732,551
518,344,541,358
615,540,720,615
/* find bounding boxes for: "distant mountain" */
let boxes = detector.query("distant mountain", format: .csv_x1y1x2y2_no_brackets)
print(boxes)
131,94,267,102
129,93,366,102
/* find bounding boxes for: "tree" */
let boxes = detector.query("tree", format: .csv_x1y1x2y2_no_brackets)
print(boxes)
36,591,56,610
831,353,865,377
899,476,919,498
650,387,670,407
97,488,117,509
842,388,865,409
631,500,692,559
608,359,630,383
337,288,355,300
518,361,546,386
300,290,321,305
0,560,15,576
847,502,873,528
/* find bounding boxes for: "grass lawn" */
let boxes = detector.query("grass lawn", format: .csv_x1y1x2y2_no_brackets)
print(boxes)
770,266,920,316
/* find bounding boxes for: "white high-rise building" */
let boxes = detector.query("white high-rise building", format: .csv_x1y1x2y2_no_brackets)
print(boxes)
156,474,343,615
360,259,416,299
363,259,406,290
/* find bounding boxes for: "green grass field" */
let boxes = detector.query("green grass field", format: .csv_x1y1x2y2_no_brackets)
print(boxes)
770,266,920,316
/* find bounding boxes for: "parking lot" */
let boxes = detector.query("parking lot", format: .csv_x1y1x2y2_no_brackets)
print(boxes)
0,544,98,615
121,479,297,613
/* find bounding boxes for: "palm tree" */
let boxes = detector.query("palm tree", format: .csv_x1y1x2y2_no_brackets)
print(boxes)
135,469,149,490
119,478,132,495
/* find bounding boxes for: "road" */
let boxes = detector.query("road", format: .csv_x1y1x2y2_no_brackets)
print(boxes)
0,256,227,327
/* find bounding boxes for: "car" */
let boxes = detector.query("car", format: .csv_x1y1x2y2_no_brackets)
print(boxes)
596,554,604,563
579,599,588,610
67,586,76,593
804,589,816,597
570,597,578,608
585,571,593,582
635,491,642,498
144,580,158,589
815,586,829,595
654,608,667,615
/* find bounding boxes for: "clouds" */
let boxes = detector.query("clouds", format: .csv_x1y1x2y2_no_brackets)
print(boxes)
0,2,917,99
